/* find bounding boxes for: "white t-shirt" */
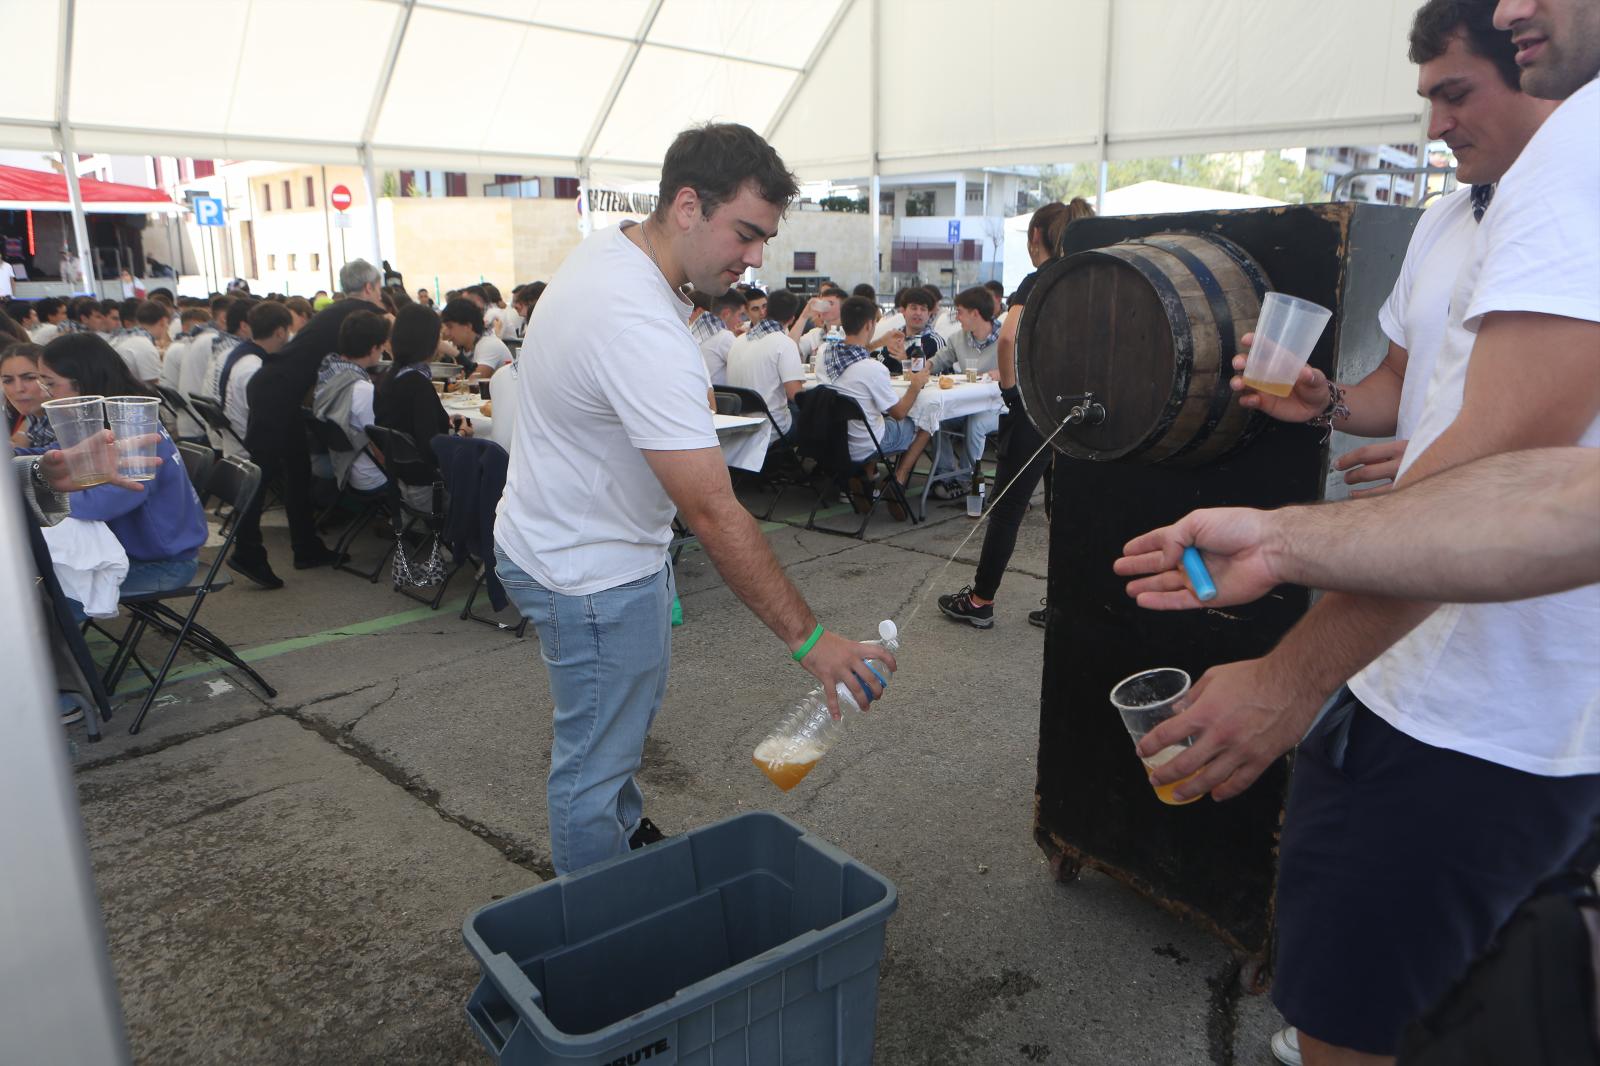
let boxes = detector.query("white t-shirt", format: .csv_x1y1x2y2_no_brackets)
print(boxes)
222,354,261,458
111,333,161,384
502,306,525,339
830,357,899,463
797,327,827,361
347,378,385,490
495,223,718,595
0,261,14,298
699,328,735,387
473,333,512,372
30,322,60,345
1376,186,1476,440
1349,78,1600,777
487,359,520,453
726,329,804,434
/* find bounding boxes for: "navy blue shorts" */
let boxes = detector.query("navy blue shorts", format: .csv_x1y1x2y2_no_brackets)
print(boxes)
1272,690,1600,1055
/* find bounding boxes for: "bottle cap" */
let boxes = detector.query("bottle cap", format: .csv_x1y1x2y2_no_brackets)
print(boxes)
879,619,898,642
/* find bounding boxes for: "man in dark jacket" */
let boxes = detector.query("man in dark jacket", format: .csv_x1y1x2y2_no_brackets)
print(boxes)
227,260,385,588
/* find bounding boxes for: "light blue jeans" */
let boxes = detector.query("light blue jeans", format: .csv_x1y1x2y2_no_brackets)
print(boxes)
494,548,674,876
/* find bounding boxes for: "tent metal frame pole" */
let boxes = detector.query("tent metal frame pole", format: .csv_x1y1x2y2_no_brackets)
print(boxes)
868,0,880,292
764,0,858,144
55,0,94,295
360,145,383,266
577,0,665,173
1097,0,1115,206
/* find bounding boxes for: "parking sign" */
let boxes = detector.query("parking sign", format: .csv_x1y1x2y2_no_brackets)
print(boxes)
947,220,961,244
194,196,225,227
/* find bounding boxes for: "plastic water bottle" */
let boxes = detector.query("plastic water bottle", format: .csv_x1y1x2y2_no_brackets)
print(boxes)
753,620,900,791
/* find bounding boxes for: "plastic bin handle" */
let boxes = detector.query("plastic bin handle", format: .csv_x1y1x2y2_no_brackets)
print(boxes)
483,950,545,1016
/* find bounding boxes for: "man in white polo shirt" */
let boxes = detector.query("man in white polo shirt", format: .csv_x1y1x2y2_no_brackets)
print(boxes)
725,287,805,446
1133,1,1600,1063
495,124,894,877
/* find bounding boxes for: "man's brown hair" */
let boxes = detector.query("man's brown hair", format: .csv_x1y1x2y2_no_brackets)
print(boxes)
654,123,799,222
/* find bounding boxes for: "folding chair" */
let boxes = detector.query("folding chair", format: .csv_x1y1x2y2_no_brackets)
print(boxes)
713,384,803,520
186,393,245,452
177,441,214,506
364,425,461,606
433,434,527,637
156,384,212,445
793,386,919,539
104,456,278,735
302,409,390,581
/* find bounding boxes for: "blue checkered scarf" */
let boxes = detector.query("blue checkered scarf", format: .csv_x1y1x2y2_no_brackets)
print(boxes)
689,312,726,342
822,341,872,381
24,413,55,448
746,318,785,341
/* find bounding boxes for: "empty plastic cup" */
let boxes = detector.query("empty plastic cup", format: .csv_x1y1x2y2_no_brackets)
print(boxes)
1241,292,1333,398
42,395,116,487
104,396,164,482
1109,667,1202,806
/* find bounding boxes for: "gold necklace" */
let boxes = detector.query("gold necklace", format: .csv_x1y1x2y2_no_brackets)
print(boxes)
637,218,664,276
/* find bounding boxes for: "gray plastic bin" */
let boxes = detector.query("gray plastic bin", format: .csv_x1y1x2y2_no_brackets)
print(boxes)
463,811,898,1065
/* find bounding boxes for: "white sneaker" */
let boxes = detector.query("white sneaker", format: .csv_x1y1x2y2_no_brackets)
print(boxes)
1270,1026,1302,1066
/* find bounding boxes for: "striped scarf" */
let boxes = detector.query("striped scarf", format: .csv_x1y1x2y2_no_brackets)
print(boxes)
25,413,55,448
746,318,785,341
822,341,872,381
316,352,370,392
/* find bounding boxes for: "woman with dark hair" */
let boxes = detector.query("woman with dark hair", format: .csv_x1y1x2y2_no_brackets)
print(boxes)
375,303,456,504
33,333,208,606
936,196,1095,631
3,342,53,447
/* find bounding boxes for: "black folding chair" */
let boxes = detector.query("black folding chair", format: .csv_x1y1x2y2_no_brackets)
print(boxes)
793,387,919,539
177,441,215,506
364,425,462,606
714,384,804,520
102,456,278,735
302,409,390,581
186,393,246,452
156,384,211,444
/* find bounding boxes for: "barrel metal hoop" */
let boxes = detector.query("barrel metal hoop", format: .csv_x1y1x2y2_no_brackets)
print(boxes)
1191,232,1271,301
1107,246,1193,461
1132,238,1240,463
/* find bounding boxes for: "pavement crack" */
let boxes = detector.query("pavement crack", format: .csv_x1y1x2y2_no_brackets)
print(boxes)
1205,957,1243,1066
160,781,303,830
342,678,402,733
74,705,276,772
280,707,556,881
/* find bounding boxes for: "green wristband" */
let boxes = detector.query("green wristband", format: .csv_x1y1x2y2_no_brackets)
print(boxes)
791,623,825,662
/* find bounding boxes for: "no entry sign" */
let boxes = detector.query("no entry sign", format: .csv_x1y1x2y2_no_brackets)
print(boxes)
330,184,353,212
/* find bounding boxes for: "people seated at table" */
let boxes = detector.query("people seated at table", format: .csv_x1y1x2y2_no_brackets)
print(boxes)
824,296,932,511
33,333,208,612
885,286,949,369
161,308,216,443
217,301,293,460
791,285,847,361
375,303,453,508
511,282,545,338
440,297,512,379
698,290,747,386
312,310,391,494
870,287,913,346
742,287,767,325
4,343,53,447
29,297,68,344
110,300,170,387
7,301,39,339
201,299,253,401
61,297,111,337
984,280,1007,322
931,286,1004,478
725,288,805,446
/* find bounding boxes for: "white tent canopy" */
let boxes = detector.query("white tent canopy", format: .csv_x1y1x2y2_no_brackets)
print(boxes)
3,0,1428,183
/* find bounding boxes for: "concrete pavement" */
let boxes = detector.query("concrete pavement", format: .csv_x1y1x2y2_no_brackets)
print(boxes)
70,480,1286,1065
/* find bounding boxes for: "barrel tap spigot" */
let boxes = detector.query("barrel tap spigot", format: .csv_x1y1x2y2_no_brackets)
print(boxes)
1055,391,1107,427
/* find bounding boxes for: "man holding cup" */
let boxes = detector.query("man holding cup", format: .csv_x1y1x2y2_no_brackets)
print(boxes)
1127,1,1600,1063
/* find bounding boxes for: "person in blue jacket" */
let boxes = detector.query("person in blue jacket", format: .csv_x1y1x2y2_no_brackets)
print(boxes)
35,333,207,607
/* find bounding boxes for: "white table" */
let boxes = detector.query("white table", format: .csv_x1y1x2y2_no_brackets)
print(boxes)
440,395,494,443
714,412,770,473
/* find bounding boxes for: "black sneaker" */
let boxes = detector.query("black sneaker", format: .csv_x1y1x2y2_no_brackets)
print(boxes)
1028,598,1048,629
628,817,667,850
938,586,995,629
227,552,284,589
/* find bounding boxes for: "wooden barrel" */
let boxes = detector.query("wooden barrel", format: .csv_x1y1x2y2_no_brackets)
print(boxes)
1017,232,1271,466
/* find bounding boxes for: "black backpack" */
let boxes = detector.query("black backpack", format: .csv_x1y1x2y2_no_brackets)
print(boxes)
1398,817,1600,1066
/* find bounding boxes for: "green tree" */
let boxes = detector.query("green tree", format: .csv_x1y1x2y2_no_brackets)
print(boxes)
1033,152,1326,207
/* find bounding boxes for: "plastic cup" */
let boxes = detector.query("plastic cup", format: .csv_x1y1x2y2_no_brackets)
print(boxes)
1109,667,1202,806
104,396,163,482
965,367,978,383
41,395,116,487
1240,292,1333,398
